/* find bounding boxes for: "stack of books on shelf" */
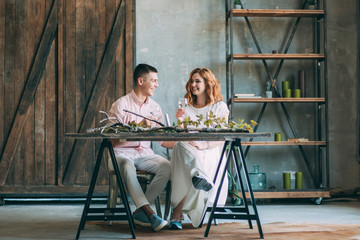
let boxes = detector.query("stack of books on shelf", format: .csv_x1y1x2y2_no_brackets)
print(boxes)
234,93,261,98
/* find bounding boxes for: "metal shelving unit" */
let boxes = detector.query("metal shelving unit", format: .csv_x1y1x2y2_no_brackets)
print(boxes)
225,0,329,202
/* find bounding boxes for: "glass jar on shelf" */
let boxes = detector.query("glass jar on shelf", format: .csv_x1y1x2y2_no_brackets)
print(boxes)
249,164,267,190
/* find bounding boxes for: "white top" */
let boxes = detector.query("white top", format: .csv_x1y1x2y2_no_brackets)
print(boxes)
184,101,229,128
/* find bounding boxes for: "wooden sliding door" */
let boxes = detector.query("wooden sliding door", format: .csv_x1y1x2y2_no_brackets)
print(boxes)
0,0,134,195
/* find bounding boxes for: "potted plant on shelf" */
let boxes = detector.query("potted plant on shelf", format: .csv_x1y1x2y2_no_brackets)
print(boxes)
265,81,272,98
307,0,316,10
234,0,241,9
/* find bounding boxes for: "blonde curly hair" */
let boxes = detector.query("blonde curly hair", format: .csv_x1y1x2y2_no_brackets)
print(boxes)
184,68,223,106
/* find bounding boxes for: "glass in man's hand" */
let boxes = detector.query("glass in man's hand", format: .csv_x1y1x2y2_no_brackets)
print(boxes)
178,98,188,109
147,116,157,127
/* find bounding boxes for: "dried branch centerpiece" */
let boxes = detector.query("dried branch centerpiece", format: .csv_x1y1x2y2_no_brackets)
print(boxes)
87,111,257,134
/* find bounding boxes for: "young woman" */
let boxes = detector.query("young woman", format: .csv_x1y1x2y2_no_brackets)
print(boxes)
169,68,229,230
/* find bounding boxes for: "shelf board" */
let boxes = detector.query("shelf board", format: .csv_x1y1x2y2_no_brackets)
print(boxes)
242,141,326,146
228,53,325,60
230,9,325,18
238,190,330,199
230,97,325,103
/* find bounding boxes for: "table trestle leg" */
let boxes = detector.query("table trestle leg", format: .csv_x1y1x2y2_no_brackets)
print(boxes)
106,139,136,238
75,139,136,239
232,150,253,229
203,139,264,239
76,140,107,239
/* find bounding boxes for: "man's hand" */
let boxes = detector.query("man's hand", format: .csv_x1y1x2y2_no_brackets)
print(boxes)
161,141,177,149
188,141,208,150
139,116,157,127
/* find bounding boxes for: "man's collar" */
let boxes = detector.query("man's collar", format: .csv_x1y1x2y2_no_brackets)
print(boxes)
130,89,149,106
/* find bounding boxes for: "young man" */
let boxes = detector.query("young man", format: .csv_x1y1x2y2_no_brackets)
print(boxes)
108,63,170,231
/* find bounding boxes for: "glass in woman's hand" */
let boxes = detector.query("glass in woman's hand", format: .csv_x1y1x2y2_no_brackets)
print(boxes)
178,98,188,109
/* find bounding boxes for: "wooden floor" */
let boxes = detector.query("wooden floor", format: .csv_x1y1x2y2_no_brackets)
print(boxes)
0,198,359,239
91,222,359,240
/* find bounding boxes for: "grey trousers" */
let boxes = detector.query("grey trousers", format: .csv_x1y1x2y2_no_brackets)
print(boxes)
111,154,170,209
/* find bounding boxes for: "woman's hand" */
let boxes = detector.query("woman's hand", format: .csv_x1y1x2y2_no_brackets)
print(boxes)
176,108,186,120
188,141,208,150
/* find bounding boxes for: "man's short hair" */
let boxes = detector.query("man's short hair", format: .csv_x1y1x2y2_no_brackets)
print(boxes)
133,64,158,86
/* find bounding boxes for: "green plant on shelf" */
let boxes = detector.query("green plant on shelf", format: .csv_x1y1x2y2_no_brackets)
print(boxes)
233,0,241,9
266,81,271,91
307,0,315,5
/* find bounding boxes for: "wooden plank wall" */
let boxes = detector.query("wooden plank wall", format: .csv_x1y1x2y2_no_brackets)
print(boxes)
0,0,134,194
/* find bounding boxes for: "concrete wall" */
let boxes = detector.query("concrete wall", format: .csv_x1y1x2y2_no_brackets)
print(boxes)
326,1,359,190
135,0,360,191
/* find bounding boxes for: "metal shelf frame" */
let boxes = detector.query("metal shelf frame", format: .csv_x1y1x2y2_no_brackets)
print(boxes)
225,0,329,194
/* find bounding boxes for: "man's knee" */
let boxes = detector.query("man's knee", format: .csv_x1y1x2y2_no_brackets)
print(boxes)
117,157,136,173
158,157,171,179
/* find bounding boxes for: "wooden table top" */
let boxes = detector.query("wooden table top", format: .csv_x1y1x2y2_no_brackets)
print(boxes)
65,131,272,141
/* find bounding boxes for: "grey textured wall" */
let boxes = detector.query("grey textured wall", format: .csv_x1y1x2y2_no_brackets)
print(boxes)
135,0,359,191
326,1,359,190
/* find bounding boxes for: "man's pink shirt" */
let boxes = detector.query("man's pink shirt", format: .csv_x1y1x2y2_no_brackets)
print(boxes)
108,90,164,160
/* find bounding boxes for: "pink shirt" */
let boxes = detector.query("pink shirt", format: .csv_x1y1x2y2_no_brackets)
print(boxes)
108,90,164,160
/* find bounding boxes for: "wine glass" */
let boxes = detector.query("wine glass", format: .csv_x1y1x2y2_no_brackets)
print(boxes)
150,105,161,118
147,105,161,128
177,98,188,124
178,98,188,110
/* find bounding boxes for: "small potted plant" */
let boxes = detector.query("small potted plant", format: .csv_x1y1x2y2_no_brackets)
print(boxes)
307,0,316,10
234,0,241,9
265,81,272,98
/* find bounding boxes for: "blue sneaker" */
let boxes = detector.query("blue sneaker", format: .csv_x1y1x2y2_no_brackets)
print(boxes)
133,211,151,227
150,214,168,232
169,220,182,230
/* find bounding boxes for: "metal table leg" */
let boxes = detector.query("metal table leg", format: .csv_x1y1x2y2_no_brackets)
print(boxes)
106,139,136,237
234,139,263,238
204,139,264,239
75,139,136,239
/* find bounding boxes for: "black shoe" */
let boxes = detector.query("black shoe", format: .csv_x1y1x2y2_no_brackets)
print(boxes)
192,176,214,191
